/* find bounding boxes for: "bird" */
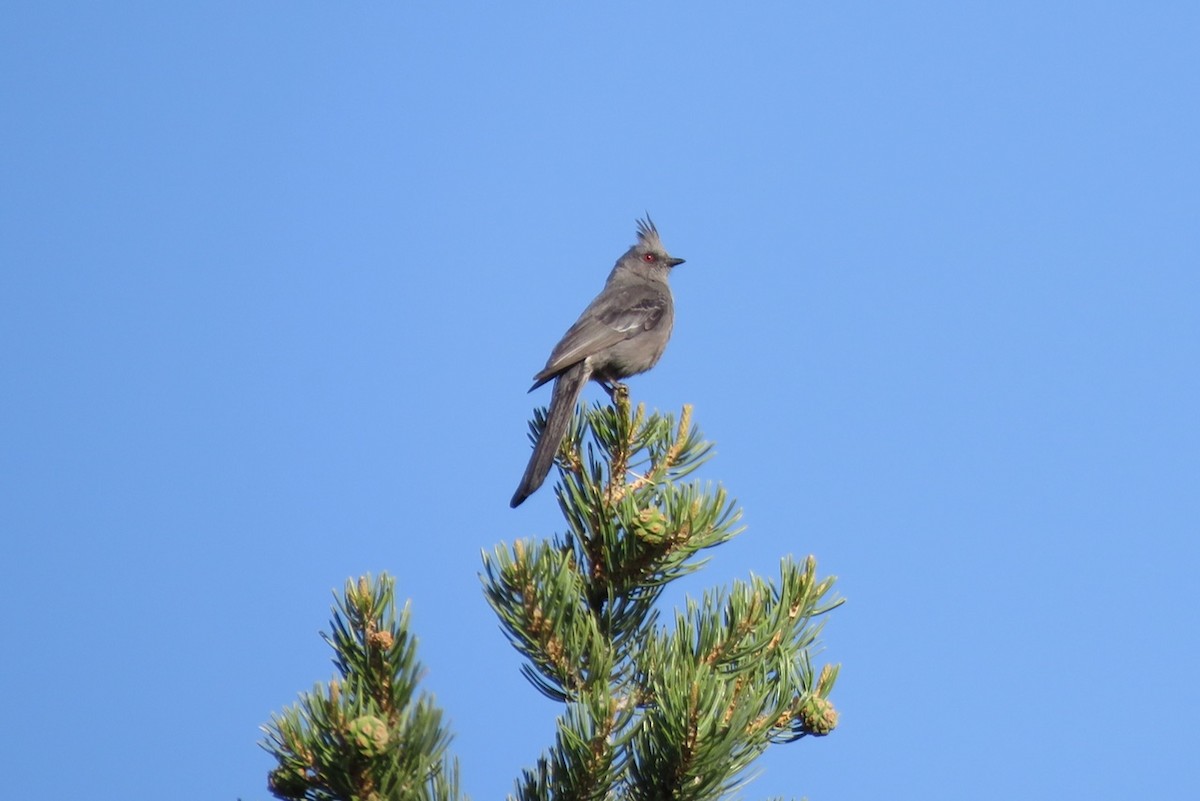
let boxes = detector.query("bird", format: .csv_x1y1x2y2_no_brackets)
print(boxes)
511,216,684,508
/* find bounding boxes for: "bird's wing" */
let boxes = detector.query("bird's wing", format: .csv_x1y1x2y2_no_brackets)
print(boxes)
530,284,668,388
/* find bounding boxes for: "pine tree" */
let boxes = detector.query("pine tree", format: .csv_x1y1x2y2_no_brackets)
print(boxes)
262,575,463,801
261,394,842,800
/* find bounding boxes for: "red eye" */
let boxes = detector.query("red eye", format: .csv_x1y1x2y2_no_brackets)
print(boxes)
642,253,657,263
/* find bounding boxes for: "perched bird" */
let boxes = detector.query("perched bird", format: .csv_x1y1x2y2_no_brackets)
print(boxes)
511,217,684,508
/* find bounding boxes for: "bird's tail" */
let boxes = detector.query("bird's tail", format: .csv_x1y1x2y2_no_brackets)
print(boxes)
510,362,590,508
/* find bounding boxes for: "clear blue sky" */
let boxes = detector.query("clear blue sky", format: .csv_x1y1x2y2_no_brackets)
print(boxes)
3,3,1197,799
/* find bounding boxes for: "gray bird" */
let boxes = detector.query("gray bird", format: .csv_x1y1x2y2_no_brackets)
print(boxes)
510,217,685,508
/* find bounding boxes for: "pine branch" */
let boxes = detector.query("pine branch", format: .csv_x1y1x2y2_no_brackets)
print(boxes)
487,398,844,800
261,574,464,801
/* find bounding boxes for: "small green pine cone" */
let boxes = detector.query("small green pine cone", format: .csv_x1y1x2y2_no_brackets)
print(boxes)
632,507,668,543
347,714,390,757
797,695,839,736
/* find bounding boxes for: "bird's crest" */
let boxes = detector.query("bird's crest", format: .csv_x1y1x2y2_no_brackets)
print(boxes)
635,215,664,250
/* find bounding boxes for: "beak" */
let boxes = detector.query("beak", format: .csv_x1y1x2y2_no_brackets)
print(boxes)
667,257,686,267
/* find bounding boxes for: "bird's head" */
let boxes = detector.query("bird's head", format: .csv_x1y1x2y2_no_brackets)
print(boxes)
619,215,685,275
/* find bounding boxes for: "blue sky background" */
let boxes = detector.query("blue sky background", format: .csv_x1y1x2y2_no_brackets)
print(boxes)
3,3,1197,799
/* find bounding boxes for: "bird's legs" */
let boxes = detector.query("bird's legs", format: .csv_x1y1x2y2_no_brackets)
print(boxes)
599,380,629,403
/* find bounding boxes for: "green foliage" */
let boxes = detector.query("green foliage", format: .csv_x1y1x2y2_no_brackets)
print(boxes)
484,394,842,800
262,395,842,801
261,575,463,801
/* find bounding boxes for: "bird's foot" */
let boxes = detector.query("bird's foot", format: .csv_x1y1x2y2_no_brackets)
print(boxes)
601,380,629,403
